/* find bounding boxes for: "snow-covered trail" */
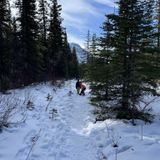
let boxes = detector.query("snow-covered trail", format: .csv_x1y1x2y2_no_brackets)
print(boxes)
0,80,105,160
1,80,160,160
30,81,100,160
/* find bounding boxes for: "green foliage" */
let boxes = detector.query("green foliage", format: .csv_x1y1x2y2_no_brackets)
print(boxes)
17,0,44,84
68,47,79,78
0,0,78,92
0,0,12,91
47,0,63,78
87,0,159,122
0,76,11,93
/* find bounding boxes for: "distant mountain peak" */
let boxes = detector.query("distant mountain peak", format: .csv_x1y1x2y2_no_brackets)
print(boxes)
70,43,87,63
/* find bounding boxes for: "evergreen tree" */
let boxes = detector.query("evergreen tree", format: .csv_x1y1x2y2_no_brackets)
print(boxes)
89,33,98,61
48,0,64,79
88,0,157,122
111,0,156,121
69,47,79,78
155,0,160,68
38,0,49,45
0,0,12,92
62,30,71,79
158,0,160,49
87,22,115,107
38,0,50,79
10,17,21,86
18,0,43,84
85,30,91,62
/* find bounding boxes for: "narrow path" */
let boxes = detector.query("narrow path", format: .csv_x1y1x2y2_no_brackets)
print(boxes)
13,80,103,160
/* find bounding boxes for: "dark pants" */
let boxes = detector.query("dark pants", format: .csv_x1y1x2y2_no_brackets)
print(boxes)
80,88,86,95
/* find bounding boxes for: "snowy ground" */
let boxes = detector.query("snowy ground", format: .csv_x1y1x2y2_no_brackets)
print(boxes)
0,80,160,160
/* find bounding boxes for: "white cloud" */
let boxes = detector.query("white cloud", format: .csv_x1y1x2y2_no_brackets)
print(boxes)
59,0,101,32
60,0,100,16
61,12,88,31
10,0,105,46
59,0,102,45
94,0,117,8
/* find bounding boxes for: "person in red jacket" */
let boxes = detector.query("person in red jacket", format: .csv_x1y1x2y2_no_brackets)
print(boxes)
79,82,86,96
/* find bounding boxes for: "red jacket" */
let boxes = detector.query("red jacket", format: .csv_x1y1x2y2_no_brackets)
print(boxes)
80,83,86,89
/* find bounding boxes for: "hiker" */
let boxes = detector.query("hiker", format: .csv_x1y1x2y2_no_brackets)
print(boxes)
79,82,86,96
75,79,81,94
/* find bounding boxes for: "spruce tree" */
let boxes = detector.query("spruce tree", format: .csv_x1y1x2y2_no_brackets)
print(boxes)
87,25,115,107
88,0,157,122
18,0,43,84
38,0,49,45
155,0,160,68
38,0,49,57
10,17,21,86
38,0,50,79
0,0,12,92
48,0,64,79
62,30,71,79
89,33,97,61
111,0,156,121
158,0,160,49
85,30,91,62
69,47,79,78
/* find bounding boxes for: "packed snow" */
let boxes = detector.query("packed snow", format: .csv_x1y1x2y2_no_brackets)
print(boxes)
0,80,160,160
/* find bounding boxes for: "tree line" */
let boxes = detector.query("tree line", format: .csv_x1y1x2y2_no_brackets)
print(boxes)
0,0,79,92
86,0,160,123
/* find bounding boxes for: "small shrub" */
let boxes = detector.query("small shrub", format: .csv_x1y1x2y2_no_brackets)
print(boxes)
0,76,11,93
26,100,34,110
0,95,17,130
49,108,58,119
46,93,53,101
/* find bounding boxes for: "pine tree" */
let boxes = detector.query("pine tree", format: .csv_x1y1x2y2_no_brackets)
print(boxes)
62,30,71,79
0,0,12,92
48,0,64,79
69,47,79,78
111,0,156,121
18,0,43,84
85,30,91,62
10,17,21,86
89,33,98,61
155,0,160,68
38,0,49,45
88,0,157,122
38,0,50,79
87,22,115,107
158,0,160,49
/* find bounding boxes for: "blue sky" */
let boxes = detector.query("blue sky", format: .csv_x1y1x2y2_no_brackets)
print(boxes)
59,0,116,48
11,0,116,48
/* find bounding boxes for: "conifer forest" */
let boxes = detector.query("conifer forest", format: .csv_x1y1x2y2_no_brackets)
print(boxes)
1,0,160,121
0,0,79,91
0,1,160,159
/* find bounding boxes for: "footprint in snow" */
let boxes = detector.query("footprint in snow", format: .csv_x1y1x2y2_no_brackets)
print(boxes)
117,145,132,154
30,153,40,159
